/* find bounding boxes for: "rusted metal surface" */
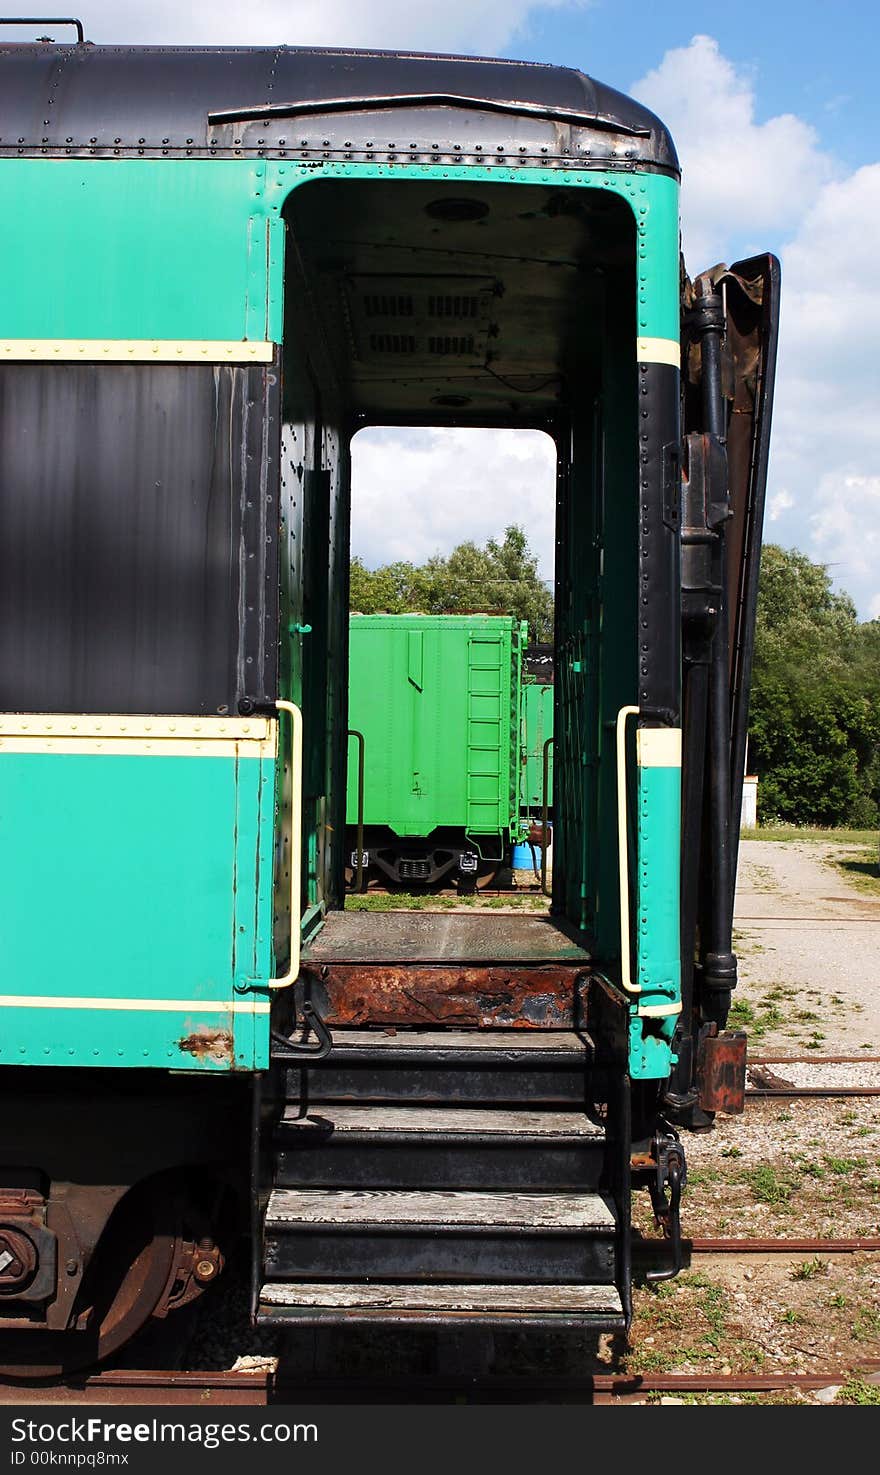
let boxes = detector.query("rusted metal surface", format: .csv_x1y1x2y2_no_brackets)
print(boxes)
0,1369,271,1405
590,1365,880,1403
176,1028,234,1063
750,1054,879,1066
299,963,588,1028
747,1083,880,1099
689,1237,880,1254
696,1026,746,1114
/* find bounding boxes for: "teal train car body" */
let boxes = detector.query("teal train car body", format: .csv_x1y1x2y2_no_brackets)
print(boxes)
0,34,778,1371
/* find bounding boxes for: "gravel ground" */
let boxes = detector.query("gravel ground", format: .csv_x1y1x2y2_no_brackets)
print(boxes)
734,840,879,1055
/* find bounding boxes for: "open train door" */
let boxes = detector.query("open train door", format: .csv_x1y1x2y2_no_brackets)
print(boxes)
673,253,781,1123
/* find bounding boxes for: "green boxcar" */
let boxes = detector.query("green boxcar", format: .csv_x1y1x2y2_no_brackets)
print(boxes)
346,614,527,886
521,676,554,818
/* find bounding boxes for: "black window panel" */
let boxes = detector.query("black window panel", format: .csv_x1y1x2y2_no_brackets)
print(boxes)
0,361,279,715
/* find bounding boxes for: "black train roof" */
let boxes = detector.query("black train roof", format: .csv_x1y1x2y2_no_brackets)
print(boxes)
0,43,678,168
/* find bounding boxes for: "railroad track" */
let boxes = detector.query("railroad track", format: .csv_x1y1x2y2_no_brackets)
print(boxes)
5,1362,876,1406
745,1053,880,1098
0,1368,271,1405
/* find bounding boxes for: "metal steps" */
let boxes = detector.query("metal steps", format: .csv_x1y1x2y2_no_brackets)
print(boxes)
287,1027,600,1105
260,1024,628,1333
274,1104,607,1188
259,1280,624,1328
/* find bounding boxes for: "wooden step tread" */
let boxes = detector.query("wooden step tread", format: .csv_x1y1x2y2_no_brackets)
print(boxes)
260,1282,623,1316
266,1188,616,1232
314,1029,593,1062
279,1106,604,1140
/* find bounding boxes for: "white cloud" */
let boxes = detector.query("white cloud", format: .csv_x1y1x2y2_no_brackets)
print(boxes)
767,490,793,523
631,35,833,266
768,163,880,618
40,1,584,54
808,474,880,591
351,428,557,579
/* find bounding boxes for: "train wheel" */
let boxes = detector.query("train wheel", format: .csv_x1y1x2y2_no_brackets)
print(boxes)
0,1184,182,1381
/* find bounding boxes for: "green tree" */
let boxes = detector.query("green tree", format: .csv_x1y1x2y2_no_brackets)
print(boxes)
350,526,554,641
749,545,880,827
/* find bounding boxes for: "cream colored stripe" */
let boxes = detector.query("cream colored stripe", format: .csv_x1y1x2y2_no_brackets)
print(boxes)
638,1001,682,1018
0,714,278,758
0,736,276,757
637,336,680,367
1,715,271,739
0,995,270,1012
637,727,682,767
0,339,274,364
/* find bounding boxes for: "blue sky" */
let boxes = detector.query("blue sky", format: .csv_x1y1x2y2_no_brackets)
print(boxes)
520,3,874,173
14,2,879,617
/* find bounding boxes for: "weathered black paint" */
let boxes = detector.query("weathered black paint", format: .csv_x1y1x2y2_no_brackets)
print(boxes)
637,359,681,720
0,360,279,715
0,44,678,170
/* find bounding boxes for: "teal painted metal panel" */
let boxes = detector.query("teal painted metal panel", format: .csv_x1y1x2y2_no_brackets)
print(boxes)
0,159,274,342
0,160,678,345
628,760,682,1080
268,162,680,343
0,751,274,1070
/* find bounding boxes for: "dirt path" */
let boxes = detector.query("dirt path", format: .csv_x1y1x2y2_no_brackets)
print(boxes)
734,840,880,1054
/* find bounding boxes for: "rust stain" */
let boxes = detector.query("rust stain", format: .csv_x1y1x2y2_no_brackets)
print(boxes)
301,964,588,1028
696,1027,747,1114
176,1029,234,1063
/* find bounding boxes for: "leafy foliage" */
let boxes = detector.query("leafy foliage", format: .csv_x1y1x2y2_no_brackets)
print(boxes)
350,525,554,641
749,545,880,827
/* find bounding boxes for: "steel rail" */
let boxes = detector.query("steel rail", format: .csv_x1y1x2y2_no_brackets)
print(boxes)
746,1085,880,1099
0,1368,271,1405
749,1054,879,1065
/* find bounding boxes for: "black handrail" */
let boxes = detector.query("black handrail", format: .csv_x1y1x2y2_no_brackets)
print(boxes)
1,17,85,42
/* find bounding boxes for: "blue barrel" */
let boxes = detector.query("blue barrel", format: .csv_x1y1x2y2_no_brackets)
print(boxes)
512,841,534,872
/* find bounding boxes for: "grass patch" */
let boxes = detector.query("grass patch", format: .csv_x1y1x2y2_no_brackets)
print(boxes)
791,1257,827,1281
345,890,546,912
830,848,880,898
852,1310,880,1344
727,996,786,1039
836,1378,880,1405
742,1165,795,1205
824,1155,865,1176
742,825,878,845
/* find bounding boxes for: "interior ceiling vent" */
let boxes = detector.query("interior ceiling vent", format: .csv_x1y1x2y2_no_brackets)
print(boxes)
345,275,496,365
363,293,415,318
428,335,476,357
428,294,481,319
369,333,417,356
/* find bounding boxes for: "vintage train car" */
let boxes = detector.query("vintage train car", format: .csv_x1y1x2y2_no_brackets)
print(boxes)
345,613,528,888
0,28,778,1373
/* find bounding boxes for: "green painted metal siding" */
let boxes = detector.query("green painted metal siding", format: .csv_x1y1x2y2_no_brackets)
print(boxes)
0,750,274,1070
521,681,554,812
346,614,523,841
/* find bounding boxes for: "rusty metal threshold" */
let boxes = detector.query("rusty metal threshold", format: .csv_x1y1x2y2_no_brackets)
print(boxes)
297,913,592,1028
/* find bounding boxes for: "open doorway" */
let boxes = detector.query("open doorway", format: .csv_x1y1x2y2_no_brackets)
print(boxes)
277,172,639,972
346,425,555,893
